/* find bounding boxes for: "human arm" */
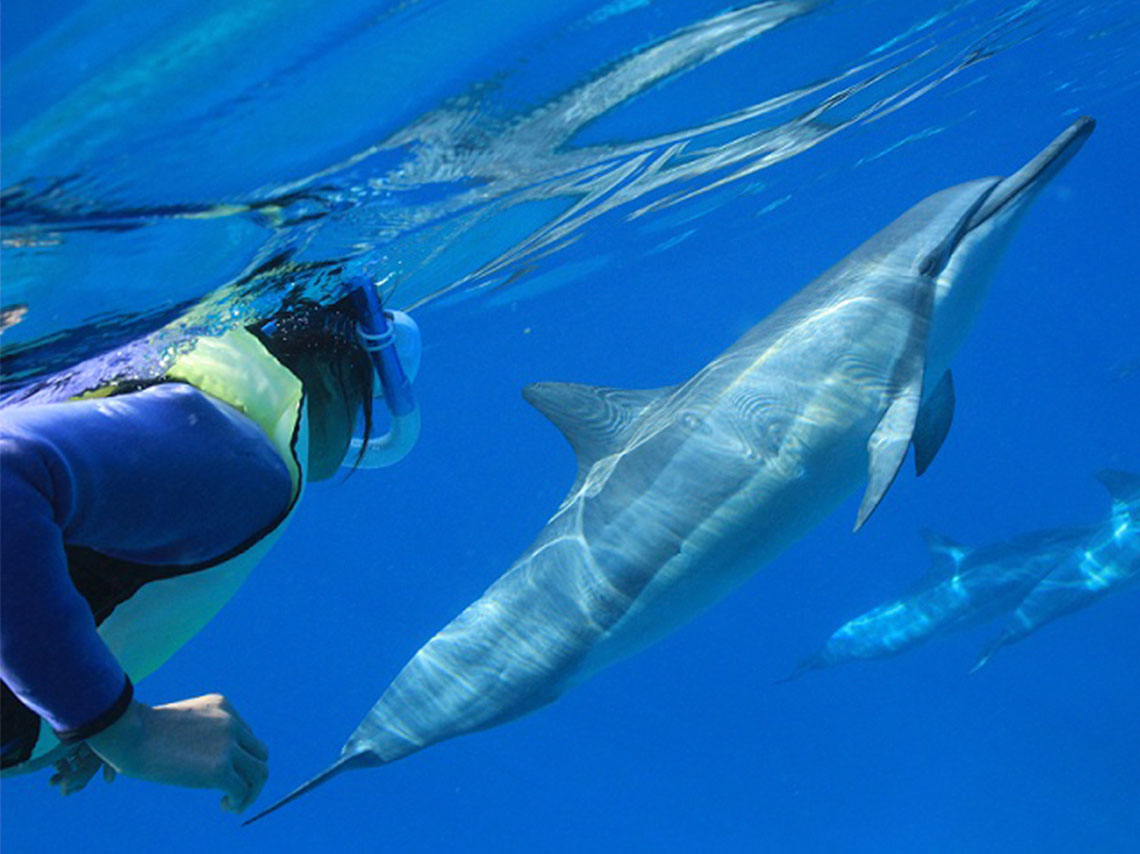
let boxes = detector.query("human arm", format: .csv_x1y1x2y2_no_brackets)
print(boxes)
0,384,291,807
44,698,269,812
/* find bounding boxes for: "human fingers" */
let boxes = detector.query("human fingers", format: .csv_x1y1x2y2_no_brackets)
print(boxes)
63,775,90,795
104,764,117,784
52,774,90,796
49,755,70,788
50,749,102,795
50,751,75,779
210,695,267,761
232,745,270,811
236,724,269,762
218,767,251,815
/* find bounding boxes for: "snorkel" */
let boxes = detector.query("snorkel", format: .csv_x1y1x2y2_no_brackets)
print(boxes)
343,276,421,468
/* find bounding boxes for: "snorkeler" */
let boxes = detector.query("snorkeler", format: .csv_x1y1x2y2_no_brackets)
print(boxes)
0,277,420,814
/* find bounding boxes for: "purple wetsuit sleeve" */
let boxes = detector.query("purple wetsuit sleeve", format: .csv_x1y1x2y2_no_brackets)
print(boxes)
0,383,294,739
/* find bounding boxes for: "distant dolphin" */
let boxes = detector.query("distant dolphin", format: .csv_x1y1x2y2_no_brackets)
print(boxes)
780,526,1082,680
972,470,1140,671
245,117,1095,823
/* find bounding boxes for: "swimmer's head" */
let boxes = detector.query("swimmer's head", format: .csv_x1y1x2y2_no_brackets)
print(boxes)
251,297,372,480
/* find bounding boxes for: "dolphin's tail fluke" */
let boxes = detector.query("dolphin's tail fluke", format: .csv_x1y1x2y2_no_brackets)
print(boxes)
243,751,379,826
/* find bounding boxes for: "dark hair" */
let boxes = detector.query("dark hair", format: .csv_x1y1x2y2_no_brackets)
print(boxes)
250,296,374,468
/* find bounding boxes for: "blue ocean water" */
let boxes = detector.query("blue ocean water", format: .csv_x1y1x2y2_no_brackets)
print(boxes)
1,1,1137,851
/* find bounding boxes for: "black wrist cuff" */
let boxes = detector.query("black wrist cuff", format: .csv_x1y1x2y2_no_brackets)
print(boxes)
54,675,134,745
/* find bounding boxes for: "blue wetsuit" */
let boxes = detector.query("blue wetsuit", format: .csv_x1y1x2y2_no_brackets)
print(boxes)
1,383,292,762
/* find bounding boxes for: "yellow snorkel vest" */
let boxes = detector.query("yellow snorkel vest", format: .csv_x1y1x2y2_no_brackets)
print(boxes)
165,327,306,493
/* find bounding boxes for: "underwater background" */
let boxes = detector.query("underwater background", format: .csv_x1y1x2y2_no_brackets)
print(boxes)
1,0,1137,851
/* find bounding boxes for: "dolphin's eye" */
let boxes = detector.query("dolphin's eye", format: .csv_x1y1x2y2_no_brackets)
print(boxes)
919,250,945,278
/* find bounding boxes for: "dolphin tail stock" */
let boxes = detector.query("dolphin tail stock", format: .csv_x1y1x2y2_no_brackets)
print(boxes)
243,750,381,826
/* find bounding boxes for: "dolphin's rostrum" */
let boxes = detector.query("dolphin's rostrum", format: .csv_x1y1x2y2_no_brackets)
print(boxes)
245,117,1094,824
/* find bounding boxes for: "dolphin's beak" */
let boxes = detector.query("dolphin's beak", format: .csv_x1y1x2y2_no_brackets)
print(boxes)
964,116,1096,232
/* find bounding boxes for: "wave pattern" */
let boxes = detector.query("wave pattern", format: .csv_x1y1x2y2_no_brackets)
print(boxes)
1,0,1135,389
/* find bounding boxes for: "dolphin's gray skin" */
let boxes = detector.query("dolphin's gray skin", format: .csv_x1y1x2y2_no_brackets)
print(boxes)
972,470,1140,671
786,470,1138,679
781,526,1086,680
245,117,1094,824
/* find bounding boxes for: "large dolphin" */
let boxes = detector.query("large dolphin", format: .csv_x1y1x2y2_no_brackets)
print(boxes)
780,526,1080,680
246,117,1094,823
972,470,1140,671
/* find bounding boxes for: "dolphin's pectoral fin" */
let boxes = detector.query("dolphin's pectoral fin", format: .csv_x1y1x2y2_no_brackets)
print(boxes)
855,381,923,532
522,382,673,468
971,619,1027,673
856,253,939,531
969,638,1002,673
912,370,955,476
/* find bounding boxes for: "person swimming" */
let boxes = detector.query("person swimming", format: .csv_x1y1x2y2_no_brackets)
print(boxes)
0,276,419,814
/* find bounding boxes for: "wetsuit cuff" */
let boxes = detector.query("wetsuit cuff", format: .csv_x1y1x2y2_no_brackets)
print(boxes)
54,675,134,745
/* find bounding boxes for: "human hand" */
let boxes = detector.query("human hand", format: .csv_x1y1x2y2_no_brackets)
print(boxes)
49,744,116,795
87,693,269,813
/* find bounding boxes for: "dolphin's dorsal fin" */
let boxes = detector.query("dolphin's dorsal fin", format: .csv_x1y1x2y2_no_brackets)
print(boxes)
919,528,969,577
522,382,672,468
1095,469,1140,514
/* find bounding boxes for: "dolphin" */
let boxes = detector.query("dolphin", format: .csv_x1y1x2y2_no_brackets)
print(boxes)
245,117,1095,823
972,470,1140,671
780,526,1083,680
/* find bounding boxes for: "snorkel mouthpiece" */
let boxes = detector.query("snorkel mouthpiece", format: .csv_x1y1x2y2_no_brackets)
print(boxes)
344,277,421,468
